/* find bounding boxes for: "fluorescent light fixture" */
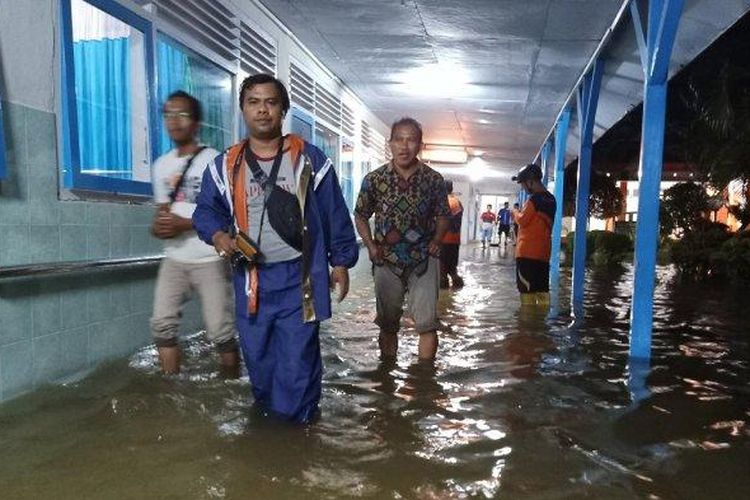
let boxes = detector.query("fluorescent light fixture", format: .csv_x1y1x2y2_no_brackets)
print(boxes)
421,148,468,164
396,63,472,97
433,163,507,182
467,157,486,182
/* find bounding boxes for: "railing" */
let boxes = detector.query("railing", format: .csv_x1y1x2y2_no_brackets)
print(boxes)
0,255,164,280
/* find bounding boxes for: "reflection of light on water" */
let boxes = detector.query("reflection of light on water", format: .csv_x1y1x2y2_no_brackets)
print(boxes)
710,420,746,437
414,414,511,497
300,466,378,497
443,454,508,498
483,429,506,441
199,475,226,498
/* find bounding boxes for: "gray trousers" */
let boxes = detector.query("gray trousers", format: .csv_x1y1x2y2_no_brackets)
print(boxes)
374,257,440,334
150,258,236,351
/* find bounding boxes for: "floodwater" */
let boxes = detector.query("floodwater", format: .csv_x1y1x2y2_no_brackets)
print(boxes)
1,245,748,499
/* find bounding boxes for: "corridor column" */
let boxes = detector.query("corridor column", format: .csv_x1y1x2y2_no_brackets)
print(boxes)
571,58,604,317
541,141,552,188
629,0,684,359
549,109,571,300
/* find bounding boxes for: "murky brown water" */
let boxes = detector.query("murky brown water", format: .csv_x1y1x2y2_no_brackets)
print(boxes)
1,245,748,499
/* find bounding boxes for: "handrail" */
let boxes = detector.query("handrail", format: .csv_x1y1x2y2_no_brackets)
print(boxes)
0,255,164,280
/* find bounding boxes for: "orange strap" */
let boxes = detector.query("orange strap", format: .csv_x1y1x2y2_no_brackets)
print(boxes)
225,135,306,316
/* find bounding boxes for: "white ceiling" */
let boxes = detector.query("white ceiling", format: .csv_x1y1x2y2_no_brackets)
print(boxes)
258,0,623,164
258,0,750,193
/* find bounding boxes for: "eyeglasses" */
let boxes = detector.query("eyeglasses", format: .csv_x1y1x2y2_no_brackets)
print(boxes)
163,111,193,120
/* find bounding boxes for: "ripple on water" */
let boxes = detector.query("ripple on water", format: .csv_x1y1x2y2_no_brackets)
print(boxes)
0,248,749,498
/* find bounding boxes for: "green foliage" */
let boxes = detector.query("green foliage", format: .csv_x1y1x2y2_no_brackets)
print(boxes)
678,63,750,191
674,62,750,229
592,231,633,266
669,221,731,277
590,174,625,219
563,171,625,219
564,230,633,267
711,233,750,283
660,182,709,237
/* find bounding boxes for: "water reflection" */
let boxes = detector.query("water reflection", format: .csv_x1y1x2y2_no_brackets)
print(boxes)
0,245,748,499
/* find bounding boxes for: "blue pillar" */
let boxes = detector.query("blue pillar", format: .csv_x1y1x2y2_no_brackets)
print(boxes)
629,0,684,359
541,141,552,188
549,109,571,298
571,58,604,317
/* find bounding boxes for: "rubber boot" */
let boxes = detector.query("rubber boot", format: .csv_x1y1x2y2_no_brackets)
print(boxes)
520,293,536,306
534,292,550,306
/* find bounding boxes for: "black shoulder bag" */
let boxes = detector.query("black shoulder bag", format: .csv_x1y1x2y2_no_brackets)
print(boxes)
244,139,304,251
168,146,206,205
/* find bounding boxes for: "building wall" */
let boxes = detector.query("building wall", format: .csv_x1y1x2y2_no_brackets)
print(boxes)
0,0,387,402
0,100,204,401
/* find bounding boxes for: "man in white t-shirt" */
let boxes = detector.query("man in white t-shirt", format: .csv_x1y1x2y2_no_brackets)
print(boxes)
150,91,238,376
480,204,496,249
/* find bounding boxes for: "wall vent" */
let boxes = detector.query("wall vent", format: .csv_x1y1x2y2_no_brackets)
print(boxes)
290,63,315,113
240,21,276,76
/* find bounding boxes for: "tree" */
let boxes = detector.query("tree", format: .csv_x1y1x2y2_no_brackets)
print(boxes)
660,182,709,237
563,167,625,220
675,62,750,229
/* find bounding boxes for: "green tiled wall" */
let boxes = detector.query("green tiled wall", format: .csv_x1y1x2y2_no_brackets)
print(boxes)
0,102,203,401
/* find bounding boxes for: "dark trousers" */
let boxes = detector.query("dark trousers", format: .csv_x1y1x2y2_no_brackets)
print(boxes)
440,244,460,277
238,260,321,424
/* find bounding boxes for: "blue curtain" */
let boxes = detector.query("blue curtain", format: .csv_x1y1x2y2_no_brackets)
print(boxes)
74,38,132,178
156,39,232,155
156,40,189,155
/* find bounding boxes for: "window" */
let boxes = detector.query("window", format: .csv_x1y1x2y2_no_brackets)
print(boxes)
340,140,354,210
291,108,313,143
156,34,233,156
61,0,156,195
314,123,339,171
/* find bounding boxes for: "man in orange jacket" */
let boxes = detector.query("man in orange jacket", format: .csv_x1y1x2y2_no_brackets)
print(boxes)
512,164,556,306
440,181,464,289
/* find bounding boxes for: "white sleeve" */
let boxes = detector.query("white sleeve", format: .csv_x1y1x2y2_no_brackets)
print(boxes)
151,156,170,204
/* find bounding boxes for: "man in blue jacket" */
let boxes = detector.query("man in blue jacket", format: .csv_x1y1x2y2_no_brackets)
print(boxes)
192,74,358,424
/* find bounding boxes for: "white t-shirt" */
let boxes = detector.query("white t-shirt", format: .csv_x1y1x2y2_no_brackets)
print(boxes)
152,147,220,263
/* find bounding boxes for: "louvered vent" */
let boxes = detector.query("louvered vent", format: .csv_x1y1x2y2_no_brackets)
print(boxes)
314,84,341,129
361,120,373,151
376,130,391,160
371,129,388,161
341,103,355,138
150,0,239,62
290,63,315,113
240,21,276,75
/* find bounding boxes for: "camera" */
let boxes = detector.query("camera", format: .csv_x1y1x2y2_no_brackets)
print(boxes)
230,251,249,269
230,231,262,269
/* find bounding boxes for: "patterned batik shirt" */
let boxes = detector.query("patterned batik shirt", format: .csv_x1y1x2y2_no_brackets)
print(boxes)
356,162,450,268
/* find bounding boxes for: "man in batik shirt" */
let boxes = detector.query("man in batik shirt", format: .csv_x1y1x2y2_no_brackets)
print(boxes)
355,117,450,361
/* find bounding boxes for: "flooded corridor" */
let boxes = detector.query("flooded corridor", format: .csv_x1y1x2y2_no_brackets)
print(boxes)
1,246,748,499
